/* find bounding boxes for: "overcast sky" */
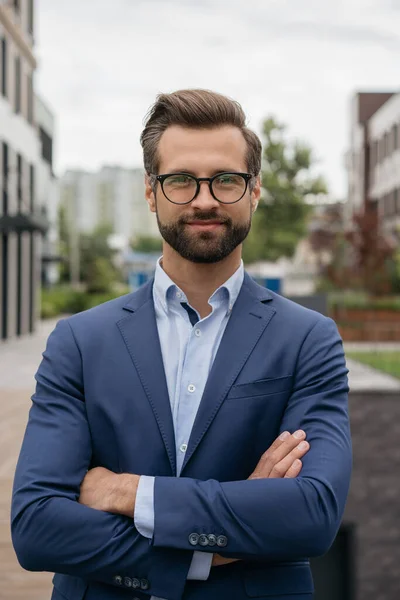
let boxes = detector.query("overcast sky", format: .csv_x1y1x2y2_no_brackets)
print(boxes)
35,0,400,198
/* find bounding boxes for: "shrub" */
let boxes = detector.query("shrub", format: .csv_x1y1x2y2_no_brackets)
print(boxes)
40,286,130,318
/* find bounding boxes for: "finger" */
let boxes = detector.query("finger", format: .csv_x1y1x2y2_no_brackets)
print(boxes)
257,430,303,465
257,430,307,477
269,440,310,479
284,459,302,478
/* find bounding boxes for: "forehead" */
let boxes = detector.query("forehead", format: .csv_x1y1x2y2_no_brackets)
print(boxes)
157,125,248,174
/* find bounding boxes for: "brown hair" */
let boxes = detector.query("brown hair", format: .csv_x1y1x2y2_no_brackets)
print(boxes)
140,89,262,179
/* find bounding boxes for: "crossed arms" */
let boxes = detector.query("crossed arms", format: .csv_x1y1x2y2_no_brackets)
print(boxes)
11,317,352,600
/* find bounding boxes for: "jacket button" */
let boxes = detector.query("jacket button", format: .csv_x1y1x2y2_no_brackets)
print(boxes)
217,535,228,547
140,578,150,590
189,532,199,545
124,577,132,587
113,575,123,585
198,534,209,546
132,578,141,589
207,534,217,546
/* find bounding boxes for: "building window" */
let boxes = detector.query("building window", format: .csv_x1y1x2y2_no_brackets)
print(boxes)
17,154,22,212
29,164,35,212
384,132,389,158
28,0,34,35
1,234,8,339
1,37,7,98
15,55,21,114
27,72,33,124
2,142,8,215
378,137,384,163
393,124,398,151
39,127,53,169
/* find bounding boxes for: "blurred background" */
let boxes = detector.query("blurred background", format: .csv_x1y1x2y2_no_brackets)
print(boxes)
0,1,399,599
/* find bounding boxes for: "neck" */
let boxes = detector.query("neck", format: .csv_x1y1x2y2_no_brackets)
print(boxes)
161,245,242,319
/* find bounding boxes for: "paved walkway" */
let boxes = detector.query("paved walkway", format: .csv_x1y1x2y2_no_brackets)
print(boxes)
1,318,399,599
0,319,57,600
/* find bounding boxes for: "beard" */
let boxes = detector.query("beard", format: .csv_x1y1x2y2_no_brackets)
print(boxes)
156,208,252,264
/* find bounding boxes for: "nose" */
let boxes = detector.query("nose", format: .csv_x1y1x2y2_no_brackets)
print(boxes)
190,181,220,210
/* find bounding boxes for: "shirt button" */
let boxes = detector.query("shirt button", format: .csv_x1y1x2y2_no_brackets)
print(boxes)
176,291,183,299
180,443,188,453
188,384,196,393
195,329,201,337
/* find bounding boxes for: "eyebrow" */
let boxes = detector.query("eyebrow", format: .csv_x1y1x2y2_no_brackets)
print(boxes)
163,168,242,176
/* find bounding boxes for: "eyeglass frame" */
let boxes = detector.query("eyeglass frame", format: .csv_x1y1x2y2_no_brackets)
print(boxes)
152,171,254,205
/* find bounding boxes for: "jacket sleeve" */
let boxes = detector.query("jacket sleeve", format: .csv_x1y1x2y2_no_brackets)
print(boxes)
11,319,192,600
151,317,352,561
135,476,213,580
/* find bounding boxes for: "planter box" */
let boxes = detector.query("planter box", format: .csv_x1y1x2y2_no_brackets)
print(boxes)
337,322,400,342
331,308,400,322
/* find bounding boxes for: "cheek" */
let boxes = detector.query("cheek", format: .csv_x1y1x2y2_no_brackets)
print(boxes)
156,198,182,222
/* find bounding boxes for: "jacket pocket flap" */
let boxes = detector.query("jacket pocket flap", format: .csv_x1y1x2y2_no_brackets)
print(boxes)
228,376,292,400
244,563,314,597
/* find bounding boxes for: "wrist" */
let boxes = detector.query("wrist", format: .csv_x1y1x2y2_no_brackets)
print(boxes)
111,473,140,517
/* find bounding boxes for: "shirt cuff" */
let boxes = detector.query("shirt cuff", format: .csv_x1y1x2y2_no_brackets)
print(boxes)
187,551,213,580
134,475,155,539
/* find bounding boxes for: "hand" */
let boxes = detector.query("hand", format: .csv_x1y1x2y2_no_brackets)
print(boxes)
79,467,140,517
212,430,309,567
248,429,309,480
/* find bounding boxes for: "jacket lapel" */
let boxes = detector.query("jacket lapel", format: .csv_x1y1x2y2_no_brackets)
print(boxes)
117,280,176,475
181,274,276,473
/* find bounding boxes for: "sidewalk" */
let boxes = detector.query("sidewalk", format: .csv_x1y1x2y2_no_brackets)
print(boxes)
0,319,59,599
1,318,399,599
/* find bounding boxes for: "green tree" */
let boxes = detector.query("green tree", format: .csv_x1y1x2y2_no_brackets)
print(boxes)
57,207,122,289
243,117,327,263
79,224,120,286
130,235,162,254
86,256,116,294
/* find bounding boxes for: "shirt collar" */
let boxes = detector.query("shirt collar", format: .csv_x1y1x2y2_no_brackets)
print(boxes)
153,257,244,314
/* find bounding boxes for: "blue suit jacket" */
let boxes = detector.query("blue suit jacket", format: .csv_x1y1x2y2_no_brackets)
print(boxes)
11,274,352,600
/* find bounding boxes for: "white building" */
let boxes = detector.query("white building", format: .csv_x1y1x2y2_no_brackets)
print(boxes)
35,94,60,286
60,166,159,244
346,91,400,239
0,0,48,340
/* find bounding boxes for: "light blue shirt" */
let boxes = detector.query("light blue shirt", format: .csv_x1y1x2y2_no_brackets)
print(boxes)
134,258,244,599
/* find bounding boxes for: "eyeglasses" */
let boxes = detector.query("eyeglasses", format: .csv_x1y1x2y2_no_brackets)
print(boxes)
155,172,253,205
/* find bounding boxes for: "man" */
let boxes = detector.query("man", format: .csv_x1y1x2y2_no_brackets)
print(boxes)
12,89,351,600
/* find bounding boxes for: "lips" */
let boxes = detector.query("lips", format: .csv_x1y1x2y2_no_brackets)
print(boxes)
186,221,225,231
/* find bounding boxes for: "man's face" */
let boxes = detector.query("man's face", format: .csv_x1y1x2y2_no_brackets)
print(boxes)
145,125,260,264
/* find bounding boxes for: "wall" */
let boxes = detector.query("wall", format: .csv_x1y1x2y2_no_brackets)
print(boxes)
344,389,400,600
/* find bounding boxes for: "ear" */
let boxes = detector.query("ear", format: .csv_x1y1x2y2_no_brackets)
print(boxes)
145,174,156,213
250,175,261,214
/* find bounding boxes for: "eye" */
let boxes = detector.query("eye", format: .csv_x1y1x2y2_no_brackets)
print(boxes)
215,174,242,186
166,175,192,186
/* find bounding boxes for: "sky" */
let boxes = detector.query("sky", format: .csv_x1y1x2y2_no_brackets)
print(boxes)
35,0,400,199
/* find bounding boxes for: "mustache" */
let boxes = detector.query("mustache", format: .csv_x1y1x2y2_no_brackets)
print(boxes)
179,212,231,224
